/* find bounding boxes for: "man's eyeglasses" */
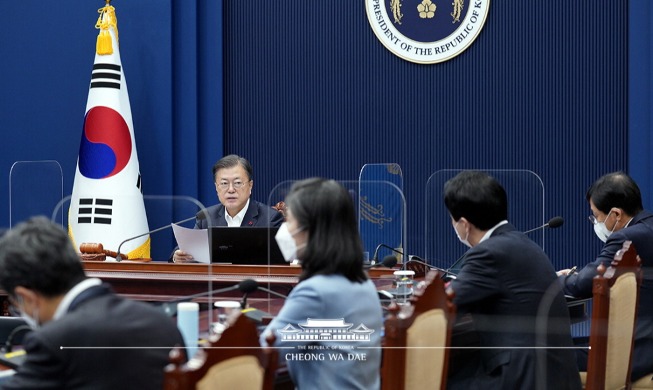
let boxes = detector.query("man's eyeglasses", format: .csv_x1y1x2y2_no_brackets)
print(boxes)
589,209,614,225
217,180,250,191
588,215,606,225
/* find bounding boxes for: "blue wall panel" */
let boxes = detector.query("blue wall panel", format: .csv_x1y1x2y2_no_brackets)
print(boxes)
629,0,653,206
0,1,223,260
223,0,629,268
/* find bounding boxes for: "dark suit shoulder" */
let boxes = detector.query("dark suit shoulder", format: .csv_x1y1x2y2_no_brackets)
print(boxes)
248,200,284,227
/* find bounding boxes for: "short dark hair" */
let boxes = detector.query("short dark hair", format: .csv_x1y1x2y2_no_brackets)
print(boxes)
285,178,367,283
212,154,253,181
443,171,508,230
586,171,643,216
0,216,86,297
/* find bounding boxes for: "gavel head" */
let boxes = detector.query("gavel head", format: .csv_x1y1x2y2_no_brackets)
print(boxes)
80,243,104,254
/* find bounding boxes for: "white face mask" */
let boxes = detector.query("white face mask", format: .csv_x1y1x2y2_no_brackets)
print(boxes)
454,221,472,248
593,210,615,243
17,300,40,330
275,222,304,262
21,311,39,330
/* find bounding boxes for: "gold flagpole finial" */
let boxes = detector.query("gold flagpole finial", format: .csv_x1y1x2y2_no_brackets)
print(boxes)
95,1,118,55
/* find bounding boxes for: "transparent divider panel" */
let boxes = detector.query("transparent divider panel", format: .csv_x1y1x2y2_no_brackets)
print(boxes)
424,169,545,270
266,179,406,316
9,160,64,227
269,179,407,265
359,163,404,265
52,195,218,336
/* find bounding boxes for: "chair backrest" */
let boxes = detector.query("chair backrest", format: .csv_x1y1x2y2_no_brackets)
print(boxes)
404,259,429,279
585,240,642,390
381,270,456,390
163,312,277,390
272,201,287,219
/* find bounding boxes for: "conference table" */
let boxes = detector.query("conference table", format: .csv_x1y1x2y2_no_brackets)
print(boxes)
0,260,397,318
2,259,586,319
79,260,397,313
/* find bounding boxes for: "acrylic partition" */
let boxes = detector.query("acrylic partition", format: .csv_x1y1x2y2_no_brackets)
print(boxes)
424,169,545,271
51,194,208,261
358,163,404,264
268,179,407,266
424,171,575,387
52,195,222,336
9,160,64,227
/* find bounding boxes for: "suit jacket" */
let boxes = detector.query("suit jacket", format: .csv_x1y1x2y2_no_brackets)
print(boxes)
562,210,653,380
196,199,284,229
262,274,383,390
448,223,581,390
3,284,184,390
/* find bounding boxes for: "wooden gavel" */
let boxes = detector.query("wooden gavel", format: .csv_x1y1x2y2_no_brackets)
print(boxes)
79,243,128,260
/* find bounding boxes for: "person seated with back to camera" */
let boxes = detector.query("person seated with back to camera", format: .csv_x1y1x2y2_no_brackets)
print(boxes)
260,178,383,390
173,154,284,263
557,171,653,381
443,171,581,390
0,216,185,390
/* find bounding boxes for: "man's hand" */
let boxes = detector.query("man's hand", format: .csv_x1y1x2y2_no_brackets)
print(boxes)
173,250,195,263
556,266,577,277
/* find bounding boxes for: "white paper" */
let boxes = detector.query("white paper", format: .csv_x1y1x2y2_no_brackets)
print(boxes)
171,224,211,264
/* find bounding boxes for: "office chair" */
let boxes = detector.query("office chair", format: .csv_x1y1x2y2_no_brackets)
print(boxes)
380,270,456,390
580,240,641,390
163,312,277,390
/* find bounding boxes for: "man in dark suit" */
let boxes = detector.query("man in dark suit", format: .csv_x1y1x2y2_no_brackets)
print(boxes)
173,154,284,262
558,171,653,381
0,217,185,389
444,171,581,389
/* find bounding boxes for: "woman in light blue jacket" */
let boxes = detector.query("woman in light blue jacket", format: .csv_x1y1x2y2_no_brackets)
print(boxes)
262,178,383,390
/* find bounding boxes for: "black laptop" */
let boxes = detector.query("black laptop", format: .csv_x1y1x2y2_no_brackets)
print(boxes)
209,227,286,265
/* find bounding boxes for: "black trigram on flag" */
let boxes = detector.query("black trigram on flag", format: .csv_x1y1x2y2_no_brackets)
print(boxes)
90,63,121,90
77,198,113,225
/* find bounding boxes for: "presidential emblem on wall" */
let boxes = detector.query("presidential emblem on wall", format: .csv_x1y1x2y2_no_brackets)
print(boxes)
365,0,490,64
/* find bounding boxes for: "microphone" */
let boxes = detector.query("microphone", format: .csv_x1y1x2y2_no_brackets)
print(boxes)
236,279,286,323
115,210,207,262
159,278,249,317
523,216,564,234
3,325,31,353
365,255,397,269
238,279,289,300
370,243,404,265
238,278,259,309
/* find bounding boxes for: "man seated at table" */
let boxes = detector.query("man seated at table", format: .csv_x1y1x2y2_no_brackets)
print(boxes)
0,216,185,389
173,154,284,263
444,171,581,389
557,171,653,381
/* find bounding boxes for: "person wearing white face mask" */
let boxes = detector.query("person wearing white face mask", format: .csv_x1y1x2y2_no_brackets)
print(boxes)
274,221,305,262
558,171,653,382
261,178,383,390
444,171,581,390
